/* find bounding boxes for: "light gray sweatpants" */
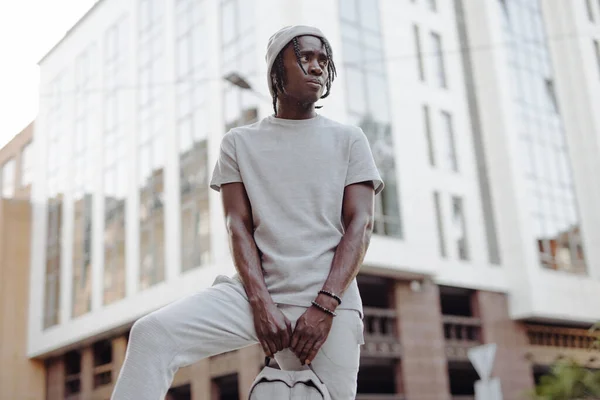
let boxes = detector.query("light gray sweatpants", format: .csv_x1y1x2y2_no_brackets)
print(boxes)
111,275,364,400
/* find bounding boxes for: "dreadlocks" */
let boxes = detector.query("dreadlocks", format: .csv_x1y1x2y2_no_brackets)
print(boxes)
271,36,338,115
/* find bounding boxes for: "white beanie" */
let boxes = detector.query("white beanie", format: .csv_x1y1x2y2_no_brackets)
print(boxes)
265,25,327,97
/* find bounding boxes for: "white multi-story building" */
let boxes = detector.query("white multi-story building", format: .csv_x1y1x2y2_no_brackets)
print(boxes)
28,0,600,398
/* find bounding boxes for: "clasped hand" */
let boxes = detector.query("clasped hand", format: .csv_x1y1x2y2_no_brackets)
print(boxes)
252,302,333,365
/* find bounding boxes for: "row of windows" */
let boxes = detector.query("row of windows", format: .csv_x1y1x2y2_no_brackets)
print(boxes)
221,0,258,131
72,45,96,318
340,0,402,238
103,17,128,306
423,105,458,172
501,0,587,274
433,192,469,261
177,0,210,272
0,142,32,198
594,40,600,80
43,0,217,325
413,25,448,88
584,0,600,23
44,73,67,329
138,0,167,291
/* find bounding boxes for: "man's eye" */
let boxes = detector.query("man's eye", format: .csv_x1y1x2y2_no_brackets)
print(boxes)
301,56,309,62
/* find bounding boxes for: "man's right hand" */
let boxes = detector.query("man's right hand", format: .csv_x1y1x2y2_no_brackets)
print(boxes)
251,300,292,357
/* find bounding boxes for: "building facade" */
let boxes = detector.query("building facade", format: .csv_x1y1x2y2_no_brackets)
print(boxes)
0,122,45,400
28,0,600,399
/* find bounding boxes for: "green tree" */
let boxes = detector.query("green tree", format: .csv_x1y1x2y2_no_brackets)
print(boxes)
532,361,600,400
531,323,600,400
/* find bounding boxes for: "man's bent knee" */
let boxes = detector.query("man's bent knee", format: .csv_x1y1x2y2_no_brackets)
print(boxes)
127,314,178,364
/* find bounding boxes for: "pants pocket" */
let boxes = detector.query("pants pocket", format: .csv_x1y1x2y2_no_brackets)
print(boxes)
318,310,362,369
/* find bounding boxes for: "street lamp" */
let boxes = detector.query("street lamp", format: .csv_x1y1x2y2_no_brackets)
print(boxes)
223,72,271,103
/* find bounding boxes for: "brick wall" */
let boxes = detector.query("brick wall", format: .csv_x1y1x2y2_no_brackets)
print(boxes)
0,199,45,400
472,291,534,399
393,280,451,400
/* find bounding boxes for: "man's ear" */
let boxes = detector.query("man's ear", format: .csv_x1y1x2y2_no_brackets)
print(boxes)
271,74,283,94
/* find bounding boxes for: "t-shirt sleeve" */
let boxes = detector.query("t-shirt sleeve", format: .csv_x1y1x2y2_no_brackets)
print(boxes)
345,129,385,195
210,131,243,192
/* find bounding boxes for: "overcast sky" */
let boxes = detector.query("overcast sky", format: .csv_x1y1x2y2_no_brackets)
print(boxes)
0,0,97,148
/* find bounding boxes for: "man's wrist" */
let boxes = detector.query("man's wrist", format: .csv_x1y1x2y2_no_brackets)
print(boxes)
246,288,273,309
314,293,339,311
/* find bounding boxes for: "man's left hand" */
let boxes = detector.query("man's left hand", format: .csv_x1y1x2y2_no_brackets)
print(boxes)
290,301,335,365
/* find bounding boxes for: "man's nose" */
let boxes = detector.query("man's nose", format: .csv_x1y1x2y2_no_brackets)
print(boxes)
308,60,323,75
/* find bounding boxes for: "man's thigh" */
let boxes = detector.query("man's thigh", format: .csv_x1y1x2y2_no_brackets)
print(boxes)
276,307,364,400
150,275,258,368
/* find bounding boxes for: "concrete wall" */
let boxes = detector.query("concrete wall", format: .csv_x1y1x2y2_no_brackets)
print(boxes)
0,199,45,400
0,121,33,199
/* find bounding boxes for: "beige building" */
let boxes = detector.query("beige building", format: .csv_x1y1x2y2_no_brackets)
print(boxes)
0,122,45,400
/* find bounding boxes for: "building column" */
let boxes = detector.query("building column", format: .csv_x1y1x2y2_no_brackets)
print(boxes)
112,335,128,382
80,346,94,397
210,381,220,400
472,291,534,399
190,359,211,400
46,357,65,400
393,280,451,400
237,345,261,398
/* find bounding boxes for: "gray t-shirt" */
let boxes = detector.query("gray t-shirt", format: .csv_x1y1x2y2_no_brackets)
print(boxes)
210,114,384,314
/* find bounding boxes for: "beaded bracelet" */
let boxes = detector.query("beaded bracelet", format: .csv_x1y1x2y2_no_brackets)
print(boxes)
318,289,342,305
311,301,337,317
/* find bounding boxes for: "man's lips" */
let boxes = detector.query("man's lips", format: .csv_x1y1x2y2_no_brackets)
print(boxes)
306,79,323,88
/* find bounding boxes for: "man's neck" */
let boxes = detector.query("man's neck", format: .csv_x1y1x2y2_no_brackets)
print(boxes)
276,100,316,120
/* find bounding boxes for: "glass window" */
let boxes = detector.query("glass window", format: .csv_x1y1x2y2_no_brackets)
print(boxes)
358,0,380,32
452,196,469,260
20,142,33,187
366,74,389,120
431,31,447,88
423,105,435,166
44,74,65,329
138,0,166,289
441,111,458,172
220,0,257,130
72,45,95,318
503,0,586,274
103,17,128,304
221,0,236,45
414,25,425,82
2,158,15,198
340,0,357,22
434,192,446,257
585,0,594,22
340,0,402,238
594,40,600,79
544,78,559,113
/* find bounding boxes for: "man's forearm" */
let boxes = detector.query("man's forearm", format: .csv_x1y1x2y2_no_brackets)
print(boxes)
318,215,373,307
226,219,272,307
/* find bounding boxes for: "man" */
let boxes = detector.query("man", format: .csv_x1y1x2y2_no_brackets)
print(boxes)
112,25,383,400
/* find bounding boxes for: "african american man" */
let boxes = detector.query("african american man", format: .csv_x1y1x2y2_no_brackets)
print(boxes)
111,25,384,400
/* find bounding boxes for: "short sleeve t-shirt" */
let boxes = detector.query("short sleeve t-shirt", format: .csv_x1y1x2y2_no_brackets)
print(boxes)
210,114,384,314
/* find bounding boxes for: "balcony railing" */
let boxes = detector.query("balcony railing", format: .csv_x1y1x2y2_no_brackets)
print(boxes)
362,307,402,358
64,373,81,397
93,363,112,388
443,315,482,361
524,324,600,368
526,325,598,350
